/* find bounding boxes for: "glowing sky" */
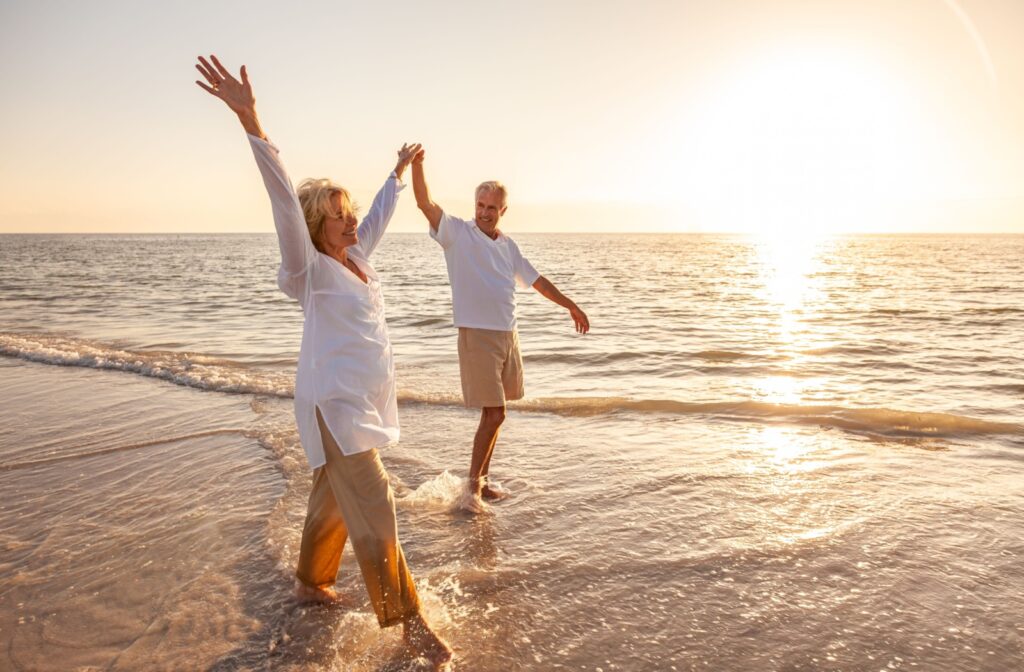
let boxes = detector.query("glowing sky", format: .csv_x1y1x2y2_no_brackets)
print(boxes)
1,0,1022,233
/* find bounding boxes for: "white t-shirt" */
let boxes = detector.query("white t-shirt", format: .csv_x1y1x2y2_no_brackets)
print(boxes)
430,213,540,330
249,134,402,468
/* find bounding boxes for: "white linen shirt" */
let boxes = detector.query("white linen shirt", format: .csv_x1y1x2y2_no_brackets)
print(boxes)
430,213,540,330
249,134,402,468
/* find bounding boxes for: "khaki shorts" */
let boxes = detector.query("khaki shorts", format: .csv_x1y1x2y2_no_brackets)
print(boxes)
457,327,525,408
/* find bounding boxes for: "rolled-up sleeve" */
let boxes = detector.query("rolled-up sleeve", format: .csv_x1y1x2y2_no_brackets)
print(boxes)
355,173,404,258
248,134,316,284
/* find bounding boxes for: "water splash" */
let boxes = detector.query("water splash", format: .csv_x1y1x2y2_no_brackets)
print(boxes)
396,470,490,515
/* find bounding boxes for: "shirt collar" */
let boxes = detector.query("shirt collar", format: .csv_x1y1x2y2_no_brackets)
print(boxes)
472,221,504,242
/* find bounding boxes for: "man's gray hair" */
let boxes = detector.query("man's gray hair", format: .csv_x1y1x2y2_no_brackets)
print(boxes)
475,180,508,207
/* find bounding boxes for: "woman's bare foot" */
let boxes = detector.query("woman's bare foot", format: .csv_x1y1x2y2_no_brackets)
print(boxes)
402,612,453,669
294,580,344,605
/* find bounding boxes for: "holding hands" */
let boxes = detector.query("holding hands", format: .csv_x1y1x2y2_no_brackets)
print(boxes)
394,143,422,181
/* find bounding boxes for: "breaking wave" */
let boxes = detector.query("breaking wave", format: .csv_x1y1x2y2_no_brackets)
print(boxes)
1,331,294,397
3,331,1019,440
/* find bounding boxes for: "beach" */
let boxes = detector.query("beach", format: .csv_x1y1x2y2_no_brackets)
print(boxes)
2,233,1023,671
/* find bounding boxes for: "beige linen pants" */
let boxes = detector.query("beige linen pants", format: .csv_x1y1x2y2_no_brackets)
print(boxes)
295,409,420,627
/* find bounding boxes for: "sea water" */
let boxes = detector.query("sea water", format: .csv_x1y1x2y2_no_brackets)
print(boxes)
1,233,1022,670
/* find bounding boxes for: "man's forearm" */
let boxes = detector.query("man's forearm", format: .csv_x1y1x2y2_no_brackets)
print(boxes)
533,276,577,309
534,275,590,333
412,162,442,229
412,162,431,210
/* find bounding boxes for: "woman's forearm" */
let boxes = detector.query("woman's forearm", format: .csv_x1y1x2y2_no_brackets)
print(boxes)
237,109,266,140
354,175,402,257
248,136,315,275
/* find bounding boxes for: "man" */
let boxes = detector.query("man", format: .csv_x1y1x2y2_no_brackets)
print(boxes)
411,148,590,507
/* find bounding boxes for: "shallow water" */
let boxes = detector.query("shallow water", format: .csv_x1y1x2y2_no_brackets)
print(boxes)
1,233,1022,670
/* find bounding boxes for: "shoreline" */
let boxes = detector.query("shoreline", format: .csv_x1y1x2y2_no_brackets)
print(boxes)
2,332,1022,668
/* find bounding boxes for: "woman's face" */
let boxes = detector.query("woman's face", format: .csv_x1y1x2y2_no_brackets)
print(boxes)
321,192,358,251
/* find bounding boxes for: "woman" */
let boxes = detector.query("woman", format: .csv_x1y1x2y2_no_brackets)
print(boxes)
194,55,452,667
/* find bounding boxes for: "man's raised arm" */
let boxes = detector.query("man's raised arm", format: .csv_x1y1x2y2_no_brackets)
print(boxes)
411,149,443,232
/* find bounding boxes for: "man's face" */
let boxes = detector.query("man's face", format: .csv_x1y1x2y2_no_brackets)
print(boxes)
475,190,507,230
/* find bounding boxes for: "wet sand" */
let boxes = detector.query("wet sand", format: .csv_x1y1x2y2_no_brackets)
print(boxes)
0,359,464,671
0,359,285,669
3,353,1023,670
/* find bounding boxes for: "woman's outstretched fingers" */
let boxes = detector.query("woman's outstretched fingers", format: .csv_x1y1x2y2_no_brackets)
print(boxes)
210,54,233,79
195,64,218,87
195,58,221,97
197,56,220,83
193,54,263,137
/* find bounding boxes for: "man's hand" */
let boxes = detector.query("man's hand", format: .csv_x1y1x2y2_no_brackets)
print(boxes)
569,304,590,334
532,276,590,334
394,142,422,180
412,148,425,165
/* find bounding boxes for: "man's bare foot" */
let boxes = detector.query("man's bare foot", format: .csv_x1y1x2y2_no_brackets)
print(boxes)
457,487,488,514
294,580,344,605
402,612,453,669
480,482,508,501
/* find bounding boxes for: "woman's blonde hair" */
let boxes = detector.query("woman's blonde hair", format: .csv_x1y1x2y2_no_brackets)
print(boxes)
296,178,356,253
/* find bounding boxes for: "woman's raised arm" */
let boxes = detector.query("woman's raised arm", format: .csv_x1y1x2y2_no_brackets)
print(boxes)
356,143,421,258
195,55,314,278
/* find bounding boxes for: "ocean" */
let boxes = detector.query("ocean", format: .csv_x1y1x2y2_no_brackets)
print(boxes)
1,232,1022,671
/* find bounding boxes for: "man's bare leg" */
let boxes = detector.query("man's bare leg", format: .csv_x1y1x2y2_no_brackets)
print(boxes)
478,408,508,500
469,406,505,499
402,610,453,668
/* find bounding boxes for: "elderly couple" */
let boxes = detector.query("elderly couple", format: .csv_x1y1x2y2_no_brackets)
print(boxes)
195,56,588,666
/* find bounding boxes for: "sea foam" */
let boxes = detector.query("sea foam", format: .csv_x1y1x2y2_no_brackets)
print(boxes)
3,330,1020,440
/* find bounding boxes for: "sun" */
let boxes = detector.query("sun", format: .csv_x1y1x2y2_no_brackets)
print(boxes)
667,44,944,236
